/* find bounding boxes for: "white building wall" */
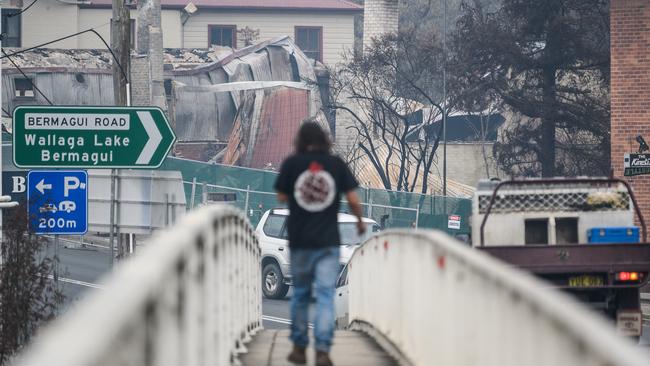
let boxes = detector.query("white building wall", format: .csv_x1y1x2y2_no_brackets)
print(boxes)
183,10,355,65
20,6,181,50
77,9,182,49
20,5,351,61
435,142,503,188
21,0,79,49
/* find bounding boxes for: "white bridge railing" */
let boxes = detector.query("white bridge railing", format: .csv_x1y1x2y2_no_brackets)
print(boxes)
347,230,649,366
15,205,261,366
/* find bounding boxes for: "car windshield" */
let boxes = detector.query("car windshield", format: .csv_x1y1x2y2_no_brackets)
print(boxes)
338,222,380,245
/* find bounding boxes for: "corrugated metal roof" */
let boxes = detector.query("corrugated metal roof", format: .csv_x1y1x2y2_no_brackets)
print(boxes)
171,36,323,145
249,87,309,169
239,51,273,81
85,0,362,11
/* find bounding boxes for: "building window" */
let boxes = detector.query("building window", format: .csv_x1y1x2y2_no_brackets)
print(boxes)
1,9,21,47
110,19,136,49
295,26,322,62
555,217,579,244
14,77,35,98
525,218,549,245
208,25,236,48
263,214,287,239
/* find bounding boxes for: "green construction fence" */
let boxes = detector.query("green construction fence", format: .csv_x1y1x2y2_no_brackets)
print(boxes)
161,157,472,236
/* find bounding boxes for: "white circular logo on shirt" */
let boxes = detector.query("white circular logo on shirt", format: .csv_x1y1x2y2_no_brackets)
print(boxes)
294,161,336,212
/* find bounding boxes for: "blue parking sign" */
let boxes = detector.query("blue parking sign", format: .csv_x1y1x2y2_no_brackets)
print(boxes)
28,170,88,235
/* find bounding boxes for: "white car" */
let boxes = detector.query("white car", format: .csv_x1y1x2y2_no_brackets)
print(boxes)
39,203,57,213
256,208,380,299
334,263,350,329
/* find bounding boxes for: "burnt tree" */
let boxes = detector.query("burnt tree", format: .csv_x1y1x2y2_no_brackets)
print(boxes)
331,30,447,194
451,0,610,177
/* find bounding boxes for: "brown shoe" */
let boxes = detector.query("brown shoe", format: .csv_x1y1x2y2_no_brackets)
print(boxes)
287,345,307,364
316,351,333,366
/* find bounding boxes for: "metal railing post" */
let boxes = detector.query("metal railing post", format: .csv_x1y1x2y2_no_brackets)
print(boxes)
190,177,197,209
244,185,250,217
164,193,169,227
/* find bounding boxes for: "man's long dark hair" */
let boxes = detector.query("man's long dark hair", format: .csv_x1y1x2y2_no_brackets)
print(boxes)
295,120,331,154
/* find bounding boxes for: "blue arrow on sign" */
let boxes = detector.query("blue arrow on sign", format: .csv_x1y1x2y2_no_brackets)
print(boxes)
27,170,88,235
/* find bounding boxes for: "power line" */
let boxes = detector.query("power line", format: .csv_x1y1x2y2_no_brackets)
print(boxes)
7,0,40,17
2,49,54,105
0,28,128,82
2,107,12,118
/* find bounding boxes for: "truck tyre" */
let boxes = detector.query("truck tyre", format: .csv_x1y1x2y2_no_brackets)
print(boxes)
262,262,289,299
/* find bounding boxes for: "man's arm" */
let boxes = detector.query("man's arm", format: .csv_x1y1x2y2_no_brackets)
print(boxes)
277,192,289,203
345,190,366,235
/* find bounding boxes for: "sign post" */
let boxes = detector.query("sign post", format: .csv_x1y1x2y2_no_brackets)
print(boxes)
27,170,88,235
12,106,175,169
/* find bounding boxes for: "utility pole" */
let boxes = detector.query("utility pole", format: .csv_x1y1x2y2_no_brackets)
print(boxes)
111,0,130,106
110,0,130,266
442,0,448,197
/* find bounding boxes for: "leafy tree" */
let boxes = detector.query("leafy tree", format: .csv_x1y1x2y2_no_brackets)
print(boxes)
0,206,63,364
450,0,610,177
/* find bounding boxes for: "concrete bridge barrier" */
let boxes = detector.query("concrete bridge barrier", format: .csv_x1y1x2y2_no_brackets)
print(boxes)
347,230,649,366
14,205,261,366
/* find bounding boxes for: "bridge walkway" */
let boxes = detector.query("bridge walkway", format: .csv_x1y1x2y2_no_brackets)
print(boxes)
241,330,397,366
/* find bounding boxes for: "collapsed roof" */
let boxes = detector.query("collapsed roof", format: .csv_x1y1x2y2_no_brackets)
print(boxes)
1,36,332,171
0,47,236,71
169,36,332,169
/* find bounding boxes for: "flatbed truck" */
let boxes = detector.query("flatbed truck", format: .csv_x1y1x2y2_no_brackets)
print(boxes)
472,178,650,339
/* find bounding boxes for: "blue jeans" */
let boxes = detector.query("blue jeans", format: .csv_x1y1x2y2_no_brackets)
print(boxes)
290,246,340,353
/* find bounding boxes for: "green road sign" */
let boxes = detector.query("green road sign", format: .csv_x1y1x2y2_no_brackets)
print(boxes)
12,106,176,169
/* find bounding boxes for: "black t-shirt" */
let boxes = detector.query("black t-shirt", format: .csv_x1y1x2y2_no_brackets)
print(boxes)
274,152,359,249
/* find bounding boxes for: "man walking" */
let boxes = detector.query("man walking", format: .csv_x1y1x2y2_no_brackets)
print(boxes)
275,121,365,366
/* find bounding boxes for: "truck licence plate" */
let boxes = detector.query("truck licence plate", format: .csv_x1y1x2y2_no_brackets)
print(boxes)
568,275,604,287
617,311,642,336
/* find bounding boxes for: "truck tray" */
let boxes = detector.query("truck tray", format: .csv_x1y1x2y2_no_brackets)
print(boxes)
480,243,650,274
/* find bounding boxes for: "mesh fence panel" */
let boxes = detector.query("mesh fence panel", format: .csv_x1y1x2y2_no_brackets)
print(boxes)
164,158,472,235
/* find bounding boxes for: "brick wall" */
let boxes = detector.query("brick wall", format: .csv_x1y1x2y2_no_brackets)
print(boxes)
130,54,151,106
611,0,650,222
363,0,399,50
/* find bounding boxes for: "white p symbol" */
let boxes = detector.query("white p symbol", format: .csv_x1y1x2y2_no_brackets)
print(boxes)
64,176,80,197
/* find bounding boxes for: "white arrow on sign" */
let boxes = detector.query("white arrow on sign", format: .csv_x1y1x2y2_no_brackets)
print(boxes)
135,111,163,165
36,179,52,194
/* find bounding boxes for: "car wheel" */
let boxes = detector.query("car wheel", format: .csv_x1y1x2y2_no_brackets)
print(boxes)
262,262,289,299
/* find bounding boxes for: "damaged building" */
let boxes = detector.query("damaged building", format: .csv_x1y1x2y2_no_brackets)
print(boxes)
169,36,333,168
1,36,333,170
